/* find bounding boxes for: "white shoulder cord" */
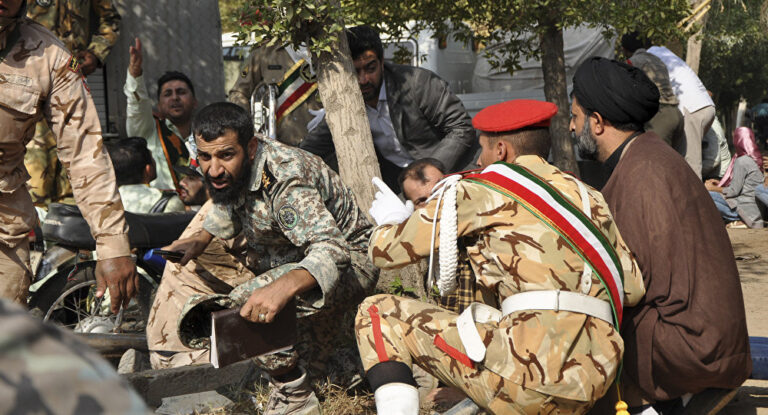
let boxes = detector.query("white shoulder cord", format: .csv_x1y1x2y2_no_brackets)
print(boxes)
426,174,461,297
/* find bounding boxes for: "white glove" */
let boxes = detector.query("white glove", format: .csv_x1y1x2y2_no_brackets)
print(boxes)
369,177,414,226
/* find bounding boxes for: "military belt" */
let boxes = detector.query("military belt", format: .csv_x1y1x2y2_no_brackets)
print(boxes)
456,290,613,363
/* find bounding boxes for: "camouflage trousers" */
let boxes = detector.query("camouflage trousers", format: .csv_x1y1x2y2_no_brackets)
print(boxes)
24,119,74,207
0,241,31,304
355,294,590,415
0,298,149,414
147,206,375,385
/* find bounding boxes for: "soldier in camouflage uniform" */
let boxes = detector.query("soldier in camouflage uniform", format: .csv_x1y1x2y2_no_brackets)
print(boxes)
146,102,377,414
24,0,121,207
228,44,323,146
0,298,148,414
357,100,645,414
0,0,136,309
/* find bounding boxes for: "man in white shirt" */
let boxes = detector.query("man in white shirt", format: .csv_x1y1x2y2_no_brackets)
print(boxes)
124,37,197,191
648,46,716,179
301,26,476,192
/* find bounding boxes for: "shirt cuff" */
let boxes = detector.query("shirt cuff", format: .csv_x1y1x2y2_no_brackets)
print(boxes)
125,73,142,93
95,233,131,260
296,251,340,309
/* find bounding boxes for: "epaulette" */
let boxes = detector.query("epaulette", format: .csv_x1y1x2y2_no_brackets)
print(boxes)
261,166,277,194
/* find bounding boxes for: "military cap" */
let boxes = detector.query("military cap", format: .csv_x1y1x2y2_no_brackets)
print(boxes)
472,99,558,133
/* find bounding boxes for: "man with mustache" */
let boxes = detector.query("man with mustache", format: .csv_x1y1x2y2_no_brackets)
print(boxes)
146,103,378,415
301,25,476,192
173,162,208,209
124,37,197,192
570,57,750,414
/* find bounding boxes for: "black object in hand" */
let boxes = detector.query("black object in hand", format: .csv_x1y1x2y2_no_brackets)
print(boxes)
151,249,184,260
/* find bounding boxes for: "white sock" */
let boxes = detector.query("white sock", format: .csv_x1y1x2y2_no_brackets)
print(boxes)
374,382,419,415
633,406,659,415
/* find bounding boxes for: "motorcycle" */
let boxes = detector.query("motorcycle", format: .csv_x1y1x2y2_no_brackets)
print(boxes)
28,203,194,357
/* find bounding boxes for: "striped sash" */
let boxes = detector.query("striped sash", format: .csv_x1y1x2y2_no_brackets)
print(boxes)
464,162,625,327
275,59,317,124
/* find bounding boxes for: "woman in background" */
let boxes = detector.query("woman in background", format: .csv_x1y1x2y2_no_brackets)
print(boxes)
706,127,764,228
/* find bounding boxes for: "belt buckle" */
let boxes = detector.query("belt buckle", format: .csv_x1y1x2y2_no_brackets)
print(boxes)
554,289,560,312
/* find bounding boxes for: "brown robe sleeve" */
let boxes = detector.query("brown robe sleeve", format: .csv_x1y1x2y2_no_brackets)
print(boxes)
602,133,751,401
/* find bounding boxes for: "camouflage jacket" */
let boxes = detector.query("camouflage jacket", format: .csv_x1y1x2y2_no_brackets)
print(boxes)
628,49,678,106
0,18,129,259
203,138,373,308
26,0,121,63
0,299,150,414
118,184,185,214
369,155,646,401
228,44,323,146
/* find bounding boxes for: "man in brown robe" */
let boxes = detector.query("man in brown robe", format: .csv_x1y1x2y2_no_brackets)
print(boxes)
570,57,751,414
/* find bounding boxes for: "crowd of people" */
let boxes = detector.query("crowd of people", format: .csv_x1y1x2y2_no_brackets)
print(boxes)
0,1,760,414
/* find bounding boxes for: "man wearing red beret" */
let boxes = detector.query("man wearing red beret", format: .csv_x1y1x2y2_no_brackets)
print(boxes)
356,100,645,414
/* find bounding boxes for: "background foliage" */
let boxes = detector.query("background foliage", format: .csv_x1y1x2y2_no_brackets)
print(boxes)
700,0,768,124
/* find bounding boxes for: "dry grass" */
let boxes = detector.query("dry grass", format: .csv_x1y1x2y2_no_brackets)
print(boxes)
196,377,377,414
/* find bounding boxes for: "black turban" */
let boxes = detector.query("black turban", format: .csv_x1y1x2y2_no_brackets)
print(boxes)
572,57,660,126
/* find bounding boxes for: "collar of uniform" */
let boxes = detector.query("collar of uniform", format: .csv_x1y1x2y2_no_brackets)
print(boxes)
247,138,269,192
633,48,648,56
513,154,548,167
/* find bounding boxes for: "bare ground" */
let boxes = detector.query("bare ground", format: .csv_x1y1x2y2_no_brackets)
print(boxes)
721,229,768,414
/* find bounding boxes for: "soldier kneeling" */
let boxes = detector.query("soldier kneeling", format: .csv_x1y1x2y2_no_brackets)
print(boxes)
357,100,646,414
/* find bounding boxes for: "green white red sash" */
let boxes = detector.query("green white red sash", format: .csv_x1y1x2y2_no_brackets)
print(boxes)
464,162,625,327
276,59,317,124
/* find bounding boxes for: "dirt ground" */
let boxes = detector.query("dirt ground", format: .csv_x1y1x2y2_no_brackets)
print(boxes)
720,229,768,414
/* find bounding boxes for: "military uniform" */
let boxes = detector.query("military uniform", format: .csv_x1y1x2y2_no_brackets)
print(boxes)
118,184,185,214
228,44,323,146
147,138,378,383
26,0,120,63
0,298,148,414
358,156,645,413
24,0,121,207
0,17,129,302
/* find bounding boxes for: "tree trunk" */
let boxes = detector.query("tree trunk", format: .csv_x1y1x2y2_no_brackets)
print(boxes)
313,34,382,213
685,0,710,74
686,29,704,74
539,22,579,176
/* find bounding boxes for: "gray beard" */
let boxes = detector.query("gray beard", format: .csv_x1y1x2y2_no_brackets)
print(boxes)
575,122,598,160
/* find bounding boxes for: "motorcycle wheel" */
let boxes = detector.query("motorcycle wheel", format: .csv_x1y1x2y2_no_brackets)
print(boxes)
36,262,154,333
